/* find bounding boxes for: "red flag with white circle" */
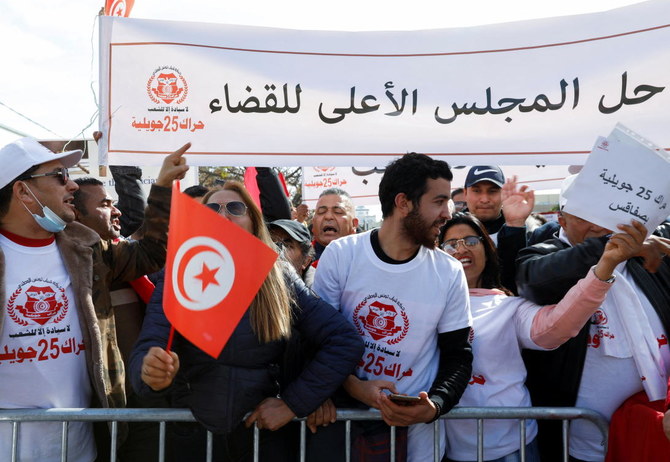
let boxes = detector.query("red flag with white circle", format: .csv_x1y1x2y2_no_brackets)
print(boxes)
104,0,135,17
164,187,278,358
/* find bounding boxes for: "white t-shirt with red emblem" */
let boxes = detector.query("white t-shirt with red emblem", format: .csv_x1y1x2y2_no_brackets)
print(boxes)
445,292,544,461
570,265,670,462
313,230,472,462
0,232,94,462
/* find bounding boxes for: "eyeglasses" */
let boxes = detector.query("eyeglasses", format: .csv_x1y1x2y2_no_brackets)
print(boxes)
452,200,467,211
441,235,483,254
205,201,248,217
19,167,70,186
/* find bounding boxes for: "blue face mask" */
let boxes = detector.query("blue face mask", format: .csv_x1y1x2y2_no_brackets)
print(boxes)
21,183,67,233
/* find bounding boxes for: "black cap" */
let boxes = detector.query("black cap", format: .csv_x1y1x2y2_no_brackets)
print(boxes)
268,219,311,244
464,165,505,188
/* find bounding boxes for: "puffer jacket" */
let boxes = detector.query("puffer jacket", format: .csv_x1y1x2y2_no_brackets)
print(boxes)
130,265,363,434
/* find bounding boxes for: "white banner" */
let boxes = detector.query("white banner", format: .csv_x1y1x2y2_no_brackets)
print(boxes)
302,165,574,206
99,1,670,167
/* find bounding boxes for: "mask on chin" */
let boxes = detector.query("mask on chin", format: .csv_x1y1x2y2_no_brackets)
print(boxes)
20,183,67,233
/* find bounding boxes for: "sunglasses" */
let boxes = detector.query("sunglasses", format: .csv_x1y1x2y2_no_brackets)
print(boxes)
205,201,248,217
441,235,483,254
19,167,70,186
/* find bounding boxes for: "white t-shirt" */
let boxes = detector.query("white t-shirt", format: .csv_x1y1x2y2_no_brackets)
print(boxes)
570,266,670,462
445,293,544,461
0,233,95,462
313,230,472,462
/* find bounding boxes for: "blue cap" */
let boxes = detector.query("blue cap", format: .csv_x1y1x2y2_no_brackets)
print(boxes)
464,166,505,188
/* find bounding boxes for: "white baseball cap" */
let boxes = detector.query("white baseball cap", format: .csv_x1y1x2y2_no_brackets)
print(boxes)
0,137,83,190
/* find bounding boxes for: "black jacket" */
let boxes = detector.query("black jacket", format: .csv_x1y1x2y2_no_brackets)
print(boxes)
515,223,670,460
130,266,364,434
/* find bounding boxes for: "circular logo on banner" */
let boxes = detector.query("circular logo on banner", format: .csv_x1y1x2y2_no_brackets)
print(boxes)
147,66,188,105
171,237,235,311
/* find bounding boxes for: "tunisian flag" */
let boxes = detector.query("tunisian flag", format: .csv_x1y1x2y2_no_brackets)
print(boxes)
104,0,135,17
164,187,278,358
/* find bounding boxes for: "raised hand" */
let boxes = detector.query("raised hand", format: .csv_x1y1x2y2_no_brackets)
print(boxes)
594,220,646,280
155,143,191,187
501,175,535,227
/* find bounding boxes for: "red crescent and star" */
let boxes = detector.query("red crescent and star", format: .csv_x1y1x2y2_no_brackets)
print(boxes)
176,244,222,301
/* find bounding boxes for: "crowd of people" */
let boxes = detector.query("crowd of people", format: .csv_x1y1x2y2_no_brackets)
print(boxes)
0,136,669,462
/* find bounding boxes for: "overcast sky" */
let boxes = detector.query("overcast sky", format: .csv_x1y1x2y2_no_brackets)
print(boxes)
0,0,647,148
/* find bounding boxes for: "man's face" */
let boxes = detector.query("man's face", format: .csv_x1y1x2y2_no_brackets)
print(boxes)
270,228,311,273
451,191,466,212
21,160,79,224
558,211,611,245
402,177,452,249
464,181,502,222
312,194,358,246
75,184,122,240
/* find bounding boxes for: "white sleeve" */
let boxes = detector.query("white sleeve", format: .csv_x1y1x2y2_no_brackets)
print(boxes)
513,298,550,351
437,264,472,333
312,243,343,311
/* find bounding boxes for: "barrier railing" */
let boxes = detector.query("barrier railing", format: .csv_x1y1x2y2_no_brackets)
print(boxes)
0,406,608,462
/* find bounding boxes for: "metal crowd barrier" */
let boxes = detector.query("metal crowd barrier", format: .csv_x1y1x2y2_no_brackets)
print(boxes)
0,406,608,462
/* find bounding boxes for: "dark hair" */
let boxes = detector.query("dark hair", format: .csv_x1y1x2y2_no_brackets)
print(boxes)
318,187,355,215
0,165,40,219
452,187,464,196
319,187,350,199
298,240,315,260
72,177,104,216
183,184,209,199
379,153,453,218
439,212,511,294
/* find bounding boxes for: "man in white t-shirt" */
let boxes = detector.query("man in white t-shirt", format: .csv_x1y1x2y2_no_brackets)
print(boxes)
0,137,189,461
313,153,473,461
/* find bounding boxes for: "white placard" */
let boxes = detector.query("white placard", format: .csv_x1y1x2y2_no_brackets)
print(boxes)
99,1,670,167
562,124,670,235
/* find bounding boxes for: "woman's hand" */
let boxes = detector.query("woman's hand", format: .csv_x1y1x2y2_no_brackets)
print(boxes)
141,346,179,391
245,397,296,431
306,398,337,434
594,220,646,281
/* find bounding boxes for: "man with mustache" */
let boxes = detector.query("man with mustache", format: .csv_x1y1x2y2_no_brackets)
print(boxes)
313,153,473,461
311,188,358,266
0,137,188,461
72,177,165,461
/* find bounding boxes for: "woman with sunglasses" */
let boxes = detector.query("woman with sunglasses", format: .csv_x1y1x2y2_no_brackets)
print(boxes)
438,212,646,462
130,181,364,461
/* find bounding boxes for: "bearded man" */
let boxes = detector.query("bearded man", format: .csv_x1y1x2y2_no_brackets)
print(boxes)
313,152,472,461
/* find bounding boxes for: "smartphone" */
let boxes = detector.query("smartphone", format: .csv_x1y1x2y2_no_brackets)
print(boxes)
388,393,421,406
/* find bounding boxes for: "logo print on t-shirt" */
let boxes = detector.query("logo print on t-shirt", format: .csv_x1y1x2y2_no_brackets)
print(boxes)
353,297,409,344
6,280,68,327
591,309,608,326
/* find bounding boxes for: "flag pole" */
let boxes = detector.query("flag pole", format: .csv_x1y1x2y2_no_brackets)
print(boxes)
165,178,180,354
166,326,175,353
